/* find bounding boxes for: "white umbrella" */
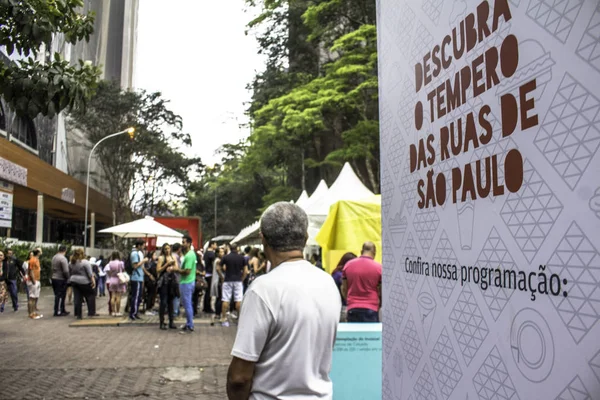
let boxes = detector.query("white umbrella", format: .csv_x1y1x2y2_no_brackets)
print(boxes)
99,216,183,240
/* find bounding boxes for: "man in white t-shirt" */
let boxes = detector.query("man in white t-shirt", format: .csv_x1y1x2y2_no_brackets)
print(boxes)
227,202,341,400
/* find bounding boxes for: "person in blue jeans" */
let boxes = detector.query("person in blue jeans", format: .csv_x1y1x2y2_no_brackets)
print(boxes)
173,235,196,334
129,240,148,321
5,249,22,312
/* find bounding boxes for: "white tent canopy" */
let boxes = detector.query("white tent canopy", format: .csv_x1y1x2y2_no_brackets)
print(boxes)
99,216,183,246
305,163,375,246
296,190,309,209
301,179,329,212
305,163,374,218
231,164,373,247
231,220,261,246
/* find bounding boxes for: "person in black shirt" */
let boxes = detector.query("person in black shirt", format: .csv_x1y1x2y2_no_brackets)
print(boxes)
144,251,158,315
4,249,22,312
219,243,248,327
203,241,217,314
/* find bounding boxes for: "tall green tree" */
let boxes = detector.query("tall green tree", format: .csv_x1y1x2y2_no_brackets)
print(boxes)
70,81,201,222
187,0,380,237
0,0,101,118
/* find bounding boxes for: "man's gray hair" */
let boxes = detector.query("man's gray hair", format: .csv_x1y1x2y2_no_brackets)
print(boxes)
260,202,308,252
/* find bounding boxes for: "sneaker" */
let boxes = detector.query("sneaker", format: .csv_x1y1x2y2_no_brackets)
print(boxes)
129,316,136,322
134,315,142,320
222,321,230,327
60,311,70,317
145,311,155,316
179,326,193,334
13,309,18,313
34,314,43,319
230,312,238,320
116,312,123,317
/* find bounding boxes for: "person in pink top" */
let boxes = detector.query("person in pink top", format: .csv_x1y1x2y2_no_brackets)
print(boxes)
341,241,382,322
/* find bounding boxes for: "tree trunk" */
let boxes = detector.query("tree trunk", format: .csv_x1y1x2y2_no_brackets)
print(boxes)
365,158,379,194
352,160,367,187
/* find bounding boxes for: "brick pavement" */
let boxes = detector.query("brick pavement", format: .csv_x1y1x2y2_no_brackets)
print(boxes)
0,287,238,399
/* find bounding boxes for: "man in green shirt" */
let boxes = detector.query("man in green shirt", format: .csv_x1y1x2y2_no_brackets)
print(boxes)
174,235,196,333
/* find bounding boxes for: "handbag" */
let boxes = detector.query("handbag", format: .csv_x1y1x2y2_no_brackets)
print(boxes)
195,276,208,291
117,271,130,284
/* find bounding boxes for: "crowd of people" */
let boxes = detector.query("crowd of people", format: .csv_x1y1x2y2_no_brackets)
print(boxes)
0,232,381,327
0,201,383,398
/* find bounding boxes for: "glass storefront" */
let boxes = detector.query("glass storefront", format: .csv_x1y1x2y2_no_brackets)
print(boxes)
0,207,109,247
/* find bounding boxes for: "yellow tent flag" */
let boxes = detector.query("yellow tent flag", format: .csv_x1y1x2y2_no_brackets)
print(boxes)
316,195,382,273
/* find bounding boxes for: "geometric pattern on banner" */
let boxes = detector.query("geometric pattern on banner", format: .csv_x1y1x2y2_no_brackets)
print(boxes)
380,101,393,149
432,231,459,305
389,212,408,249
430,326,463,399
476,227,519,321
418,278,438,345
389,124,407,176
408,22,434,69
398,77,417,131
383,316,396,361
386,1,415,57
404,233,422,298
500,159,564,263
401,314,424,377
414,207,440,254
422,0,443,24
383,236,396,288
510,308,555,383
533,73,600,190
473,346,521,400
399,157,420,214
554,375,592,400
590,348,600,384
450,284,490,366
546,222,600,344
526,0,584,43
390,272,409,329
414,364,438,400
382,374,393,400
576,1,600,73
381,164,394,215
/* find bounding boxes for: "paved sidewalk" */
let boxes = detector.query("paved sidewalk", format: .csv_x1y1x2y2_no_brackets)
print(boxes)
0,287,237,399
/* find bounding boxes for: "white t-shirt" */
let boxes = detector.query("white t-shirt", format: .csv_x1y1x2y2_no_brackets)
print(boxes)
231,259,342,400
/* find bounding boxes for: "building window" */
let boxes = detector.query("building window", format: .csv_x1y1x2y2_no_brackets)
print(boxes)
9,115,37,150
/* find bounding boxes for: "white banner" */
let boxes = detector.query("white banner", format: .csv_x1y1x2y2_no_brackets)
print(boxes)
0,209,11,220
0,220,11,228
378,0,600,399
0,192,13,207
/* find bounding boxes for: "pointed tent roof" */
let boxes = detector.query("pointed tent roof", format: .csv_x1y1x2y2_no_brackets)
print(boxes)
296,190,309,209
231,220,261,245
302,180,329,211
305,163,374,217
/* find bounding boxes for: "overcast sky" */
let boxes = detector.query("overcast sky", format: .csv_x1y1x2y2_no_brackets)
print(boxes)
135,1,264,167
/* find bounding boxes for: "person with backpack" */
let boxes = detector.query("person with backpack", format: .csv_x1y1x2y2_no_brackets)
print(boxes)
129,240,148,321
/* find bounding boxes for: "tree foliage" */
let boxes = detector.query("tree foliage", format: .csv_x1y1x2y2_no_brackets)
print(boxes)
0,0,101,118
69,81,202,222
188,0,379,238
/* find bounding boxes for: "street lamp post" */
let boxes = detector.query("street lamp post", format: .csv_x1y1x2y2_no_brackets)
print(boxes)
214,186,217,237
83,127,135,253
